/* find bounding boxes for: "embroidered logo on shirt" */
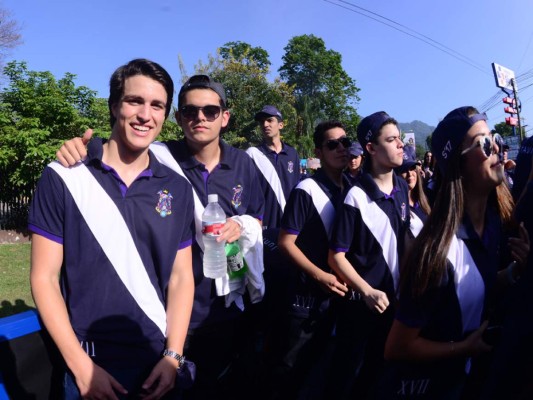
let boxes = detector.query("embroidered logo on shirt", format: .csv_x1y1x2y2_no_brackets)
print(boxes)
232,185,243,209
288,161,294,173
155,189,173,218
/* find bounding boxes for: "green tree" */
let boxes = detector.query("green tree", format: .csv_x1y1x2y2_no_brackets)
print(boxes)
0,61,108,197
219,41,271,73
493,121,516,138
279,34,361,136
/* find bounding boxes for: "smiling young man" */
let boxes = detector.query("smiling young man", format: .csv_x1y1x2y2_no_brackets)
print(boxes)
55,74,265,399
29,59,195,399
325,111,411,399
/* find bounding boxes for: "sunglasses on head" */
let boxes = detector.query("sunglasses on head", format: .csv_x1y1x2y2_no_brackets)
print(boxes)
461,132,504,160
323,137,351,151
180,105,222,121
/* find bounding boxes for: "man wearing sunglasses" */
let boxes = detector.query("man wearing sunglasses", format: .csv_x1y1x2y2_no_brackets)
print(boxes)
247,105,300,231
272,120,351,398
56,74,265,399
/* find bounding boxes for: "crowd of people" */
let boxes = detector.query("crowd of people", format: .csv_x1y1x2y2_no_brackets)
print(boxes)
27,58,533,399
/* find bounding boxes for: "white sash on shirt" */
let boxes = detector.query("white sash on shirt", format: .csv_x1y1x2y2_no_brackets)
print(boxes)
344,186,400,293
49,162,167,336
150,142,265,307
149,142,205,251
446,236,485,334
246,147,286,211
410,210,424,238
296,178,335,238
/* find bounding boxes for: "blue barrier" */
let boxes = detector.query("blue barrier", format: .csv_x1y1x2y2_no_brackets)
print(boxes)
0,310,42,400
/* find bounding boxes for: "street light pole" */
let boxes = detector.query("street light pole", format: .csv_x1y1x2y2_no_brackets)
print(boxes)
511,78,523,142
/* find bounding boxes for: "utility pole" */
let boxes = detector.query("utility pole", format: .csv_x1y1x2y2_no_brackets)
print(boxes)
511,78,524,142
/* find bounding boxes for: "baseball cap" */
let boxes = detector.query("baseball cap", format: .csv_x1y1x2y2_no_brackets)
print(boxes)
395,144,421,174
349,142,364,157
356,111,392,149
254,105,283,121
178,75,227,107
431,106,487,174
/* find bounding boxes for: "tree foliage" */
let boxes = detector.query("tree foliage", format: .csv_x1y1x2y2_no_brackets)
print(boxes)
493,121,519,138
279,34,361,137
219,41,271,73
0,61,109,198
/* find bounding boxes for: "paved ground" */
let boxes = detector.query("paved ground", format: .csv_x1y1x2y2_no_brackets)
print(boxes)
0,229,30,244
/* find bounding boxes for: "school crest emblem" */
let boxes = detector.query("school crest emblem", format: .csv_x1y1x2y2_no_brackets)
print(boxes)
232,185,243,210
288,161,294,173
155,189,173,218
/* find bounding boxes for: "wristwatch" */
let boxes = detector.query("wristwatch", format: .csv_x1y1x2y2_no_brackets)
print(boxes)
162,349,185,369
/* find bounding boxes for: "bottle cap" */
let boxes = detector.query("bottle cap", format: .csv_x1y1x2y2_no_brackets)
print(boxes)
207,194,218,203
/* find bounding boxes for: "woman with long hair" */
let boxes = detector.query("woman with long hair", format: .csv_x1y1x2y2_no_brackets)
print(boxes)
379,106,529,399
395,150,431,232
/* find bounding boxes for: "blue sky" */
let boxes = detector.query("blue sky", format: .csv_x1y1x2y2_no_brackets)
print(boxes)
3,0,533,138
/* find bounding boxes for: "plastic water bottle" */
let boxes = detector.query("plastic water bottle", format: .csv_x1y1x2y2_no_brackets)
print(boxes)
202,194,227,279
225,241,248,279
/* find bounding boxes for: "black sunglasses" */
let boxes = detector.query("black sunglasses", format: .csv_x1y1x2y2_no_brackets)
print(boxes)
180,105,223,121
323,137,351,151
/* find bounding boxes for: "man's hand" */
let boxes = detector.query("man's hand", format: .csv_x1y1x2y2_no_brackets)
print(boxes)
316,271,348,297
74,361,127,400
57,129,93,167
362,288,390,314
140,357,178,400
218,218,242,244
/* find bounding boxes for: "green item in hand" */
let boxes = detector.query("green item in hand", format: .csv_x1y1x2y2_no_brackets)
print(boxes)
225,241,247,279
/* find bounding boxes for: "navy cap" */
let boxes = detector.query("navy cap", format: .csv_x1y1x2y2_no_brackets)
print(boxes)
349,142,364,157
178,75,227,107
431,106,487,174
255,105,283,121
357,111,392,149
395,144,421,174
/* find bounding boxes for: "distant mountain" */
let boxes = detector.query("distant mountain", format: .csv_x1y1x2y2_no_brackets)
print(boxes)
398,120,435,150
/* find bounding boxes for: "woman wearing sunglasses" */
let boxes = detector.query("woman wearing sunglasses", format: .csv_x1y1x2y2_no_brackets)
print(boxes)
324,111,411,398
379,106,529,399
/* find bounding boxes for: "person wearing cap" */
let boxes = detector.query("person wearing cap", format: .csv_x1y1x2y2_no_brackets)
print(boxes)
324,111,410,398
501,143,516,189
485,153,533,399
246,105,300,231
30,59,195,399
344,141,364,185
511,135,533,200
270,120,350,398
55,74,265,399
380,106,529,399
395,146,431,229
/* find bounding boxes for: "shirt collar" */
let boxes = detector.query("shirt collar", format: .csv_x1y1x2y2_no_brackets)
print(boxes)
259,141,287,155
358,171,401,201
171,138,233,171
85,137,166,177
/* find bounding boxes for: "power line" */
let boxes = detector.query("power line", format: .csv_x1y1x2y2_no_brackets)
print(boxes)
324,0,491,75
